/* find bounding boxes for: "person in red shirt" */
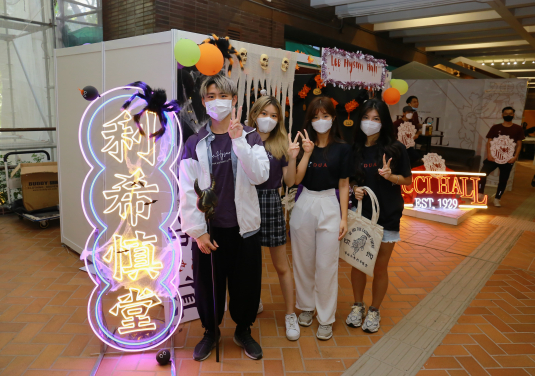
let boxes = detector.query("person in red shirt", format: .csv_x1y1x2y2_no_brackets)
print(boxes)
393,106,422,166
478,106,524,207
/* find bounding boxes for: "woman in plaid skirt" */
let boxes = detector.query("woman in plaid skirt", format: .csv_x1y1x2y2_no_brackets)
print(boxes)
248,96,301,341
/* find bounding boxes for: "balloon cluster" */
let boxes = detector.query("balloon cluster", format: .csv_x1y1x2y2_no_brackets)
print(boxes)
173,38,224,76
383,79,408,105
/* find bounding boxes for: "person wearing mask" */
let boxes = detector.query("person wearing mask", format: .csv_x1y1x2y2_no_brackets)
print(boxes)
248,96,301,341
406,96,422,130
393,105,422,166
290,96,352,341
478,106,524,207
346,98,412,333
179,74,270,361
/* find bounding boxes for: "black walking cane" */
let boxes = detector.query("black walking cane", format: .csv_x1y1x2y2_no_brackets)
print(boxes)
194,175,220,362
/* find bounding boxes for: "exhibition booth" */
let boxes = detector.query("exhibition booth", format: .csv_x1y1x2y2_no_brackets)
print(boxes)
54,27,527,372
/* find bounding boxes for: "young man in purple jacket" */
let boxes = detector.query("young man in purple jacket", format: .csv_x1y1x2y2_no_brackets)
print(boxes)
178,74,270,361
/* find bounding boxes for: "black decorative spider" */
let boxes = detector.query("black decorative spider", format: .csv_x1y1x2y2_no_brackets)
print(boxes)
121,81,181,141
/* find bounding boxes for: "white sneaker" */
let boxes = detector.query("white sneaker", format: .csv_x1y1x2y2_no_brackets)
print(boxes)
346,304,366,328
257,300,263,314
494,198,501,207
298,311,314,327
316,324,333,340
362,310,381,333
285,313,300,341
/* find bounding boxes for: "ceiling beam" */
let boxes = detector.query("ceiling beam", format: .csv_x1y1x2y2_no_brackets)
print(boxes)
389,21,510,37
505,0,535,6
513,5,535,17
437,45,534,56
448,56,514,77
429,57,492,78
484,0,535,50
310,0,368,8
372,10,500,31
417,35,525,48
427,40,528,51
345,3,491,23
403,28,516,43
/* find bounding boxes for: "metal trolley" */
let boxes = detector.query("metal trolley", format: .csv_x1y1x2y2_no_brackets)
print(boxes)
3,150,59,229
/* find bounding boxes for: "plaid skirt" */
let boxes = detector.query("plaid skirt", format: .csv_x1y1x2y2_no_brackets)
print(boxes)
258,189,287,248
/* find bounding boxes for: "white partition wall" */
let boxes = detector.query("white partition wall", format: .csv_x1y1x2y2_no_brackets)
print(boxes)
55,31,176,254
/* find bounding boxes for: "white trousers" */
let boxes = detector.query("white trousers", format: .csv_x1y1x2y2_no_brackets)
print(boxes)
290,187,341,325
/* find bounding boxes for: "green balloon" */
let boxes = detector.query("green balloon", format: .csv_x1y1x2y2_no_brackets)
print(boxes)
174,39,201,67
391,79,408,95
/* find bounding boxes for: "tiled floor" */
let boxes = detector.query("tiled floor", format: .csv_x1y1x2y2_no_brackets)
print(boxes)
0,162,533,376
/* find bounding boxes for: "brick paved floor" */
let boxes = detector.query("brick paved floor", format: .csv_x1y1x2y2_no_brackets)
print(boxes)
0,162,532,376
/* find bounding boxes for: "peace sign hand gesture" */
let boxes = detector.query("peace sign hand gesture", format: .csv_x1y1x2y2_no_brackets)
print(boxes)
288,133,300,160
378,154,392,180
228,106,243,139
298,130,314,155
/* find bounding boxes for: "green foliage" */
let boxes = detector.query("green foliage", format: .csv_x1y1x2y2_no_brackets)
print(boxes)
0,153,46,205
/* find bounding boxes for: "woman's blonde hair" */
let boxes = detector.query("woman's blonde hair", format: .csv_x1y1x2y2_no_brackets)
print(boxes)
249,96,288,160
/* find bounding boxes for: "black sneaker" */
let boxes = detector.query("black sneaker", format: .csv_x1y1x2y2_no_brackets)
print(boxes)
233,327,263,360
193,330,219,361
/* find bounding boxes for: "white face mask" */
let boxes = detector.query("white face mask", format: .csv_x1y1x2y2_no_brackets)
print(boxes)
406,113,413,120
311,119,332,134
361,120,382,136
256,117,277,133
205,99,233,121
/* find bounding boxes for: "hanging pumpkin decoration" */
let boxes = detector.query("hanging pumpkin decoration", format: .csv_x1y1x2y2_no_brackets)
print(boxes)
344,99,359,127
313,75,326,95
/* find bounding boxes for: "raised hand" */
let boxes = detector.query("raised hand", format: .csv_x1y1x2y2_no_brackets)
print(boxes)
298,129,314,155
288,133,300,160
378,154,392,180
228,106,243,139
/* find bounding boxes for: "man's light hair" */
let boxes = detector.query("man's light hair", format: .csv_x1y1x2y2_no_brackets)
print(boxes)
200,74,238,98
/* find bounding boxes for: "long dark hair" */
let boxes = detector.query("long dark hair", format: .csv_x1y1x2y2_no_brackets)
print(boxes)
299,96,344,159
352,98,401,185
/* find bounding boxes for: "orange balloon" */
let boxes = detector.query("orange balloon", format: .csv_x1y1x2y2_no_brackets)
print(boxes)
383,88,400,105
196,43,224,76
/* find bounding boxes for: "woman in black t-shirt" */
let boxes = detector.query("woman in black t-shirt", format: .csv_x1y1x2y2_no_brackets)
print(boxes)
345,99,412,334
290,96,352,341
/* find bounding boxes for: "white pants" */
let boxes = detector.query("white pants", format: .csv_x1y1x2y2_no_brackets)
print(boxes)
290,187,341,325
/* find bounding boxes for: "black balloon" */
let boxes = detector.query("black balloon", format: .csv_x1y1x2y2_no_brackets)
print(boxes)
80,85,100,101
156,349,171,366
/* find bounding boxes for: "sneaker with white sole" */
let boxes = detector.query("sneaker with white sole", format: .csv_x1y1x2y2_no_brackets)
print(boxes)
285,313,300,341
298,310,314,327
316,324,333,340
346,304,366,328
257,300,263,314
494,198,501,207
362,310,381,333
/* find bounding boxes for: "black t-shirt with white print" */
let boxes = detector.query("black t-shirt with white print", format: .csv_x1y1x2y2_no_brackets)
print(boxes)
351,141,412,232
301,143,353,192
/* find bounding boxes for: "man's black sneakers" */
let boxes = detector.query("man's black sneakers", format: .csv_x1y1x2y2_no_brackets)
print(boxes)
193,330,219,361
233,327,263,360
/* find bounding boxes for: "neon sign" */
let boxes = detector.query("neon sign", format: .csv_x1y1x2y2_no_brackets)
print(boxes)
403,171,488,210
79,86,183,352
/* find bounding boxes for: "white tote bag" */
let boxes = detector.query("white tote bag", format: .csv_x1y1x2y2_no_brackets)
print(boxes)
339,186,383,277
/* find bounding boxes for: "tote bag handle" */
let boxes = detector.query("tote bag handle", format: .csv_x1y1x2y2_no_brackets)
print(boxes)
356,186,380,225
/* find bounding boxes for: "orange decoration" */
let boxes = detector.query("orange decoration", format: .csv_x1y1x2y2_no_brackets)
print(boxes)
286,97,290,106
314,75,326,89
331,98,338,108
383,88,401,105
345,100,359,119
196,43,224,76
298,84,311,99
295,64,300,71
308,55,314,63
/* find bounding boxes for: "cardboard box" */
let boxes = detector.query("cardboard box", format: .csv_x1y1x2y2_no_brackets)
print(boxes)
11,162,59,212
